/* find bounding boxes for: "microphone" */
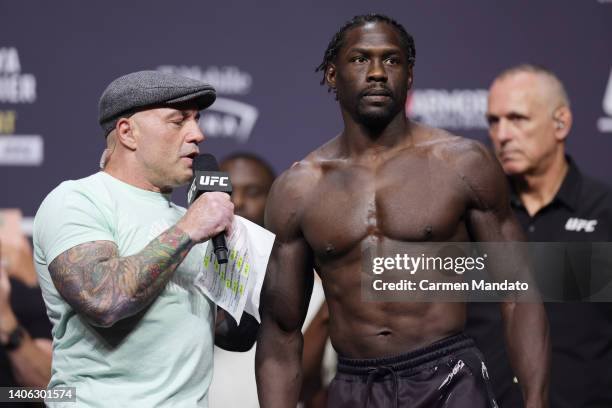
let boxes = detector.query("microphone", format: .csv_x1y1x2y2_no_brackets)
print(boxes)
187,154,233,264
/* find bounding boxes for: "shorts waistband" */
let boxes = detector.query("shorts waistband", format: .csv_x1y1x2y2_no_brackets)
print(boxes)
337,333,475,375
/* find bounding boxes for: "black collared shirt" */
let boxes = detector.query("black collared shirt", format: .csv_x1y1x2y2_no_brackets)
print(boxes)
466,157,612,408
510,156,612,242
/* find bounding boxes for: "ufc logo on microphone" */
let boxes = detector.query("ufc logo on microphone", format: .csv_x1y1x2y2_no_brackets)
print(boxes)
200,175,229,187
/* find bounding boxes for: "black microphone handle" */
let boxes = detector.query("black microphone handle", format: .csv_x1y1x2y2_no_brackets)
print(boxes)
212,233,229,264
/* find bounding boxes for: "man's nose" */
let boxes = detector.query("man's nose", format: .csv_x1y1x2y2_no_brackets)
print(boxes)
491,119,512,146
367,59,387,82
186,119,206,144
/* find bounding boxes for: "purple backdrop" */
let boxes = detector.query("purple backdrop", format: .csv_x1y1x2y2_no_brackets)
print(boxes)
1,0,611,224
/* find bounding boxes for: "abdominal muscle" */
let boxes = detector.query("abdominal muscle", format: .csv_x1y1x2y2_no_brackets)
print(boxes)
320,259,466,359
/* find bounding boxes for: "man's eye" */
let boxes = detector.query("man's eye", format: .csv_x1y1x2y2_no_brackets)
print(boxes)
385,58,400,65
352,56,367,63
245,186,263,197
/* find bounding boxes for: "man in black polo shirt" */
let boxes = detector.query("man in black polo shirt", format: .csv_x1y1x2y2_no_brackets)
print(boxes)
466,64,612,407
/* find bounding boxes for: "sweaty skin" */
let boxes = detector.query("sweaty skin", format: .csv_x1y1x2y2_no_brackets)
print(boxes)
263,124,532,355
286,127,499,358
256,21,549,408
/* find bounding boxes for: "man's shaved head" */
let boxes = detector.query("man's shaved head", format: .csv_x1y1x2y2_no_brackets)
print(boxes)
487,64,573,177
492,64,570,113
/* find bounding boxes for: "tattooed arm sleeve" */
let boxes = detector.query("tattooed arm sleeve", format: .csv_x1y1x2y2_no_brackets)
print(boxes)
48,225,194,327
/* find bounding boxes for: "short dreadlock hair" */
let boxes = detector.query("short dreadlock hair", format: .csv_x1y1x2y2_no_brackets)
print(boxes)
315,13,416,89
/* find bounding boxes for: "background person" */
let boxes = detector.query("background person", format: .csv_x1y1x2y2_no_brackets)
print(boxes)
0,233,52,408
467,64,612,408
0,246,51,388
209,152,275,408
209,152,335,408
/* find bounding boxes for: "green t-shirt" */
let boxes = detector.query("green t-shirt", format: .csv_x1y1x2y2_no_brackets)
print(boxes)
33,172,215,407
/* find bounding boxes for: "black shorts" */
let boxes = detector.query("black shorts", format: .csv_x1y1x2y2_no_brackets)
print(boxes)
328,333,498,408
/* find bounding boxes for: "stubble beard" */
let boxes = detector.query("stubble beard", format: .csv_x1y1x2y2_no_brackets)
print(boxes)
355,100,403,134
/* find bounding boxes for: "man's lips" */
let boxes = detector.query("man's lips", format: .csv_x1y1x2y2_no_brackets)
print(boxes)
182,151,199,159
181,151,199,166
360,87,393,104
361,87,393,98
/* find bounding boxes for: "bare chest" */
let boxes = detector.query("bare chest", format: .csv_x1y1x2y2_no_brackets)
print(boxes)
301,155,472,259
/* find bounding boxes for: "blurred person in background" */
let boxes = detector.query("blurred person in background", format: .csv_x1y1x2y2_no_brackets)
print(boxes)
209,152,275,408
299,300,336,408
0,209,52,407
220,153,276,227
210,153,335,408
467,64,612,408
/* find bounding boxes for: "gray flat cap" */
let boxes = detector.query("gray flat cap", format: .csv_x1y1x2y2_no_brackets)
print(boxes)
98,70,216,136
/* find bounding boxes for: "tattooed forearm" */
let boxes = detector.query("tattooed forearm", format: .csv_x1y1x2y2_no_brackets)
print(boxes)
48,225,194,327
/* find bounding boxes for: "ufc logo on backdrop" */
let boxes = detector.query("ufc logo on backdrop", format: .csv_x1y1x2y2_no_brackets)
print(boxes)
200,175,229,186
565,217,598,232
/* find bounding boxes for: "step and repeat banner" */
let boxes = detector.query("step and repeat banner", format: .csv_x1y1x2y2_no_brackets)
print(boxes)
1,0,611,224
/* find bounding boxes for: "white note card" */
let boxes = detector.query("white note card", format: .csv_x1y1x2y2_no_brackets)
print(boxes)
195,215,275,323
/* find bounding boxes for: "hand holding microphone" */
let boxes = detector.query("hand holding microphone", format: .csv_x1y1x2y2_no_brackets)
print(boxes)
177,154,234,263
177,192,233,242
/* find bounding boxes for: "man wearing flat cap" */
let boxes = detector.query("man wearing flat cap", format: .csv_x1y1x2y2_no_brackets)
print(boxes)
32,71,235,407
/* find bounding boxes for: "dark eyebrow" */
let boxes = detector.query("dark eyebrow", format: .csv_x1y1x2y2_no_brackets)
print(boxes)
347,47,370,54
485,113,499,124
507,111,529,120
486,111,530,124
